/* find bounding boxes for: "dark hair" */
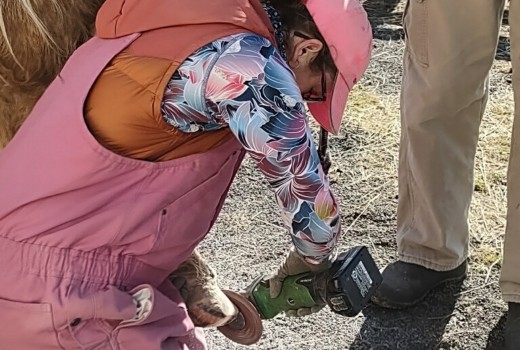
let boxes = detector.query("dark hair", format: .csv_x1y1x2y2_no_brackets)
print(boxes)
268,0,336,75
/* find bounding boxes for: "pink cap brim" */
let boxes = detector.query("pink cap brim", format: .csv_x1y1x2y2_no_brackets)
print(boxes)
308,72,350,135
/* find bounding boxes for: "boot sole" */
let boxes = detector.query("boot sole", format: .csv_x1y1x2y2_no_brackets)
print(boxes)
371,273,467,310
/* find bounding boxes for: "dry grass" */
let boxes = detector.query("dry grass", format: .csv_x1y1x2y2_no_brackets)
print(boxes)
471,91,513,273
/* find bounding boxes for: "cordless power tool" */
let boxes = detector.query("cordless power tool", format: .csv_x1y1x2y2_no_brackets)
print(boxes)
218,246,383,345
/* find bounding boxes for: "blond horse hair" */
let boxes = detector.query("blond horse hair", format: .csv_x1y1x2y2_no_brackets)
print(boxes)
0,0,104,148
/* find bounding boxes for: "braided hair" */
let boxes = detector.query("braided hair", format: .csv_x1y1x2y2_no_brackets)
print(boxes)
268,0,337,75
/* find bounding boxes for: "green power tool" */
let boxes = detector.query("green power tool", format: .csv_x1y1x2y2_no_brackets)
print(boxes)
218,246,383,345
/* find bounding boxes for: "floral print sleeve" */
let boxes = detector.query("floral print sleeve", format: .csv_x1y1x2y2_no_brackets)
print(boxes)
162,34,340,262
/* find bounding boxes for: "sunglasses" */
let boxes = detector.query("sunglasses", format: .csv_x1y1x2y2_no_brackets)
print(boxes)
293,31,327,103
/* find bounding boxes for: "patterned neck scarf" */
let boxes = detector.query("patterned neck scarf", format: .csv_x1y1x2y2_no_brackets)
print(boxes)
261,0,289,61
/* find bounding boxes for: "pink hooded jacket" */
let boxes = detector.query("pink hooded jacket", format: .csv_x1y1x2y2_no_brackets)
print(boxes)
0,0,277,348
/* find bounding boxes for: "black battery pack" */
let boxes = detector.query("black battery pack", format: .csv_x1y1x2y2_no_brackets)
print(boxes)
325,246,382,317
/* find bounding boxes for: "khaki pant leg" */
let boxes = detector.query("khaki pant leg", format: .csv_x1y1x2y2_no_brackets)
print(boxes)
501,0,520,303
398,0,506,270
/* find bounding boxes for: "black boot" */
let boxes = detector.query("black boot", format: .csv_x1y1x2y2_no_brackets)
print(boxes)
371,260,467,309
505,302,520,350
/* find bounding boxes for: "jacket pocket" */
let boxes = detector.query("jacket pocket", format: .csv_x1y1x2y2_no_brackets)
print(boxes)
403,0,429,66
0,297,60,349
55,284,199,350
149,150,243,261
57,318,114,349
113,285,198,349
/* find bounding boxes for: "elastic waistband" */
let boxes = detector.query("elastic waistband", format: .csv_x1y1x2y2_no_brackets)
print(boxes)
0,236,168,289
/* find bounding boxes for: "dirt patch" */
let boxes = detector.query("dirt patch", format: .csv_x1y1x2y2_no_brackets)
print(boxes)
200,1,512,349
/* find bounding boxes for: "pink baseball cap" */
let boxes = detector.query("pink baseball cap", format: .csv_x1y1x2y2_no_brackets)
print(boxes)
305,0,372,135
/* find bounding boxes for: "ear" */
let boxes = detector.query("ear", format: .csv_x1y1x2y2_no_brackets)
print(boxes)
289,39,323,68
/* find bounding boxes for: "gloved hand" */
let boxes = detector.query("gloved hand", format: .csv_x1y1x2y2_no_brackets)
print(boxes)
268,247,333,317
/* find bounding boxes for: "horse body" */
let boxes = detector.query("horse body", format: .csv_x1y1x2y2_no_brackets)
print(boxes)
0,0,104,147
